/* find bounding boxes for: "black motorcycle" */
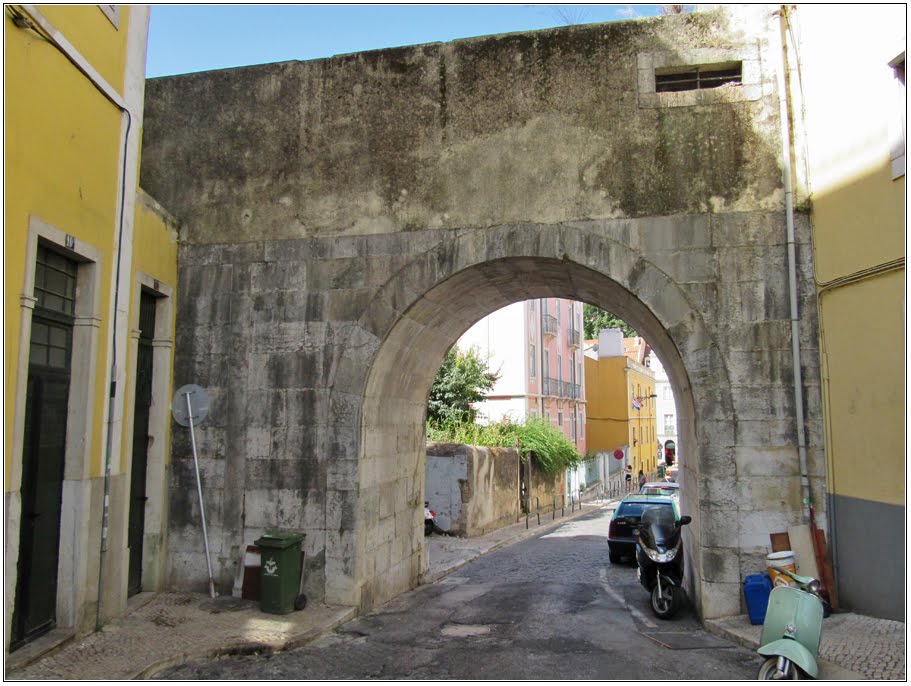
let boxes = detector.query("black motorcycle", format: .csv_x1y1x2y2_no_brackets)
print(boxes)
635,504,692,619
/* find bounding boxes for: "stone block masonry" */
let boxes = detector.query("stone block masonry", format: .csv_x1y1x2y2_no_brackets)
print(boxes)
142,6,824,619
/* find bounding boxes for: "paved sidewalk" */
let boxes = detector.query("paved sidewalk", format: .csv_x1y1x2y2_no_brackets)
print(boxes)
5,496,905,681
705,611,906,681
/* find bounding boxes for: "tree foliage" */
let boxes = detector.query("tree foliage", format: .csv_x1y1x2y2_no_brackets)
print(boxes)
426,347,499,424
582,303,637,340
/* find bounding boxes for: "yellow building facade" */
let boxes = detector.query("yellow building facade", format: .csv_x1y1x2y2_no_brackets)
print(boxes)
780,5,905,621
4,5,178,654
584,333,658,480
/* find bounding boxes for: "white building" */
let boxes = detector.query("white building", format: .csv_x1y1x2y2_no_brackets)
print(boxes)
456,299,588,496
647,350,678,467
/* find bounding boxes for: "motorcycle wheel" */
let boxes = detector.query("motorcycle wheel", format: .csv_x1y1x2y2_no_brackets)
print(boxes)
757,657,803,680
650,583,680,619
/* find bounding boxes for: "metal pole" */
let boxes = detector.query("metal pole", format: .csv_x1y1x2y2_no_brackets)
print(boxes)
186,391,217,598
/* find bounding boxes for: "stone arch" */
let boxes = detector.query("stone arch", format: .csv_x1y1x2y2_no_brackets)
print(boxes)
327,220,737,617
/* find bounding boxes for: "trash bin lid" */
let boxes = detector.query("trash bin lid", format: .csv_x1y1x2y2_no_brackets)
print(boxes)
255,531,304,549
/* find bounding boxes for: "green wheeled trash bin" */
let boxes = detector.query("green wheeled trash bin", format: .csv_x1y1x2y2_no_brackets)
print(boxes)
255,531,306,614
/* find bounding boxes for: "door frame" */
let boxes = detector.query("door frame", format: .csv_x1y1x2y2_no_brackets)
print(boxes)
119,272,174,596
6,216,102,650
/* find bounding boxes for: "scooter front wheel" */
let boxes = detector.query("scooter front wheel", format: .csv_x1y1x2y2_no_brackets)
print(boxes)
650,583,680,619
757,657,803,680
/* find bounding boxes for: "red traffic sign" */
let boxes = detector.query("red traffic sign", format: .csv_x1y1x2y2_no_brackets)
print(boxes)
613,449,624,460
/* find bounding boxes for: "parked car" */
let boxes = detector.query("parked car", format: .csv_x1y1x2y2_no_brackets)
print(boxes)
608,494,680,564
639,482,680,497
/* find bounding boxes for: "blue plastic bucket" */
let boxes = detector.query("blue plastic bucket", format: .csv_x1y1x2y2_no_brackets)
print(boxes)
743,573,774,625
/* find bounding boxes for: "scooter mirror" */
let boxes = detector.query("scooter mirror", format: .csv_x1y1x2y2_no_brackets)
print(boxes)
676,515,692,527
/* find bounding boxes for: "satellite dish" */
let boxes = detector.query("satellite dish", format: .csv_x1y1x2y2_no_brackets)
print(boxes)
172,384,210,427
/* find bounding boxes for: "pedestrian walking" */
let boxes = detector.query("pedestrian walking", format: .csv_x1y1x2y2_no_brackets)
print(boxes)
638,469,646,489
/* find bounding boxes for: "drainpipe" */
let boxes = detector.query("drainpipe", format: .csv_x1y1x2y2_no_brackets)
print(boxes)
775,6,812,523
13,4,137,631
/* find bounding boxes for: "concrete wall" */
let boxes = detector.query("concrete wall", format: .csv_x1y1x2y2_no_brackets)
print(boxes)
426,443,520,537
140,6,826,619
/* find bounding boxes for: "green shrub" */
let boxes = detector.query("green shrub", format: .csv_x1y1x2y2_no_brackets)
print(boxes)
426,417,582,476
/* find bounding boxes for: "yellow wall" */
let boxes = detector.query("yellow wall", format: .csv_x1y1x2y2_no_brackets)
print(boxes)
121,193,180,464
820,271,904,506
793,4,905,508
584,355,657,477
584,356,628,454
628,367,657,476
40,5,131,93
4,6,133,483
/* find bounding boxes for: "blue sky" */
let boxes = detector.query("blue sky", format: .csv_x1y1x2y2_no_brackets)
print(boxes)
146,4,666,78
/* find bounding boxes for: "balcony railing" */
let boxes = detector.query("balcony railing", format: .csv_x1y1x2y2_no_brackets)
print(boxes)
542,314,558,337
542,378,581,399
567,329,581,348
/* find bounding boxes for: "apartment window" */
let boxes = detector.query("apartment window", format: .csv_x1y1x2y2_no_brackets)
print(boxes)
544,411,550,424
557,355,563,385
664,414,675,434
529,344,536,378
890,51,906,179
557,302,561,325
655,62,742,93
570,416,576,439
558,411,563,427
529,300,535,312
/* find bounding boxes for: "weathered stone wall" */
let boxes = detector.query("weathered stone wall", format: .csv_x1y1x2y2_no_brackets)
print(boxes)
426,443,520,537
141,6,825,619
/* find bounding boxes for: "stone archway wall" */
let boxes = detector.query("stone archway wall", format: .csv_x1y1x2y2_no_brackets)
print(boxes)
338,219,818,618
139,6,825,620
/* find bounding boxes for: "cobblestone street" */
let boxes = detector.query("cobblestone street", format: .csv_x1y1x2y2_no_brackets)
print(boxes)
158,507,759,680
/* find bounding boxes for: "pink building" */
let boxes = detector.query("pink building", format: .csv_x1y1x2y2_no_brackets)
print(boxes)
457,298,586,457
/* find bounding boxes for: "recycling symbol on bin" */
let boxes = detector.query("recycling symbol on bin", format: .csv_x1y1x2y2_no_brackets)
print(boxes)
263,557,279,577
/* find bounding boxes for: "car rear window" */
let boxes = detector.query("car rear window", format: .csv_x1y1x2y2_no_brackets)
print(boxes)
617,501,673,518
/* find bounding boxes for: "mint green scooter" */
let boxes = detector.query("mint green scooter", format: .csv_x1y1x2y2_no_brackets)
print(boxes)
757,567,826,679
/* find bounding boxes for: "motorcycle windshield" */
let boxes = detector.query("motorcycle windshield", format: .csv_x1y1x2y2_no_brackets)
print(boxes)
640,505,678,546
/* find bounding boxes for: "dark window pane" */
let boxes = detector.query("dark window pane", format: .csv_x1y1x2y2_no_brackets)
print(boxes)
49,326,67,348
48,347,67,369
43,294,64,313
31,322,49,345
30,342,47,366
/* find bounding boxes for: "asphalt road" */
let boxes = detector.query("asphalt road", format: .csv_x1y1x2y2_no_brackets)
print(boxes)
159,506,760,680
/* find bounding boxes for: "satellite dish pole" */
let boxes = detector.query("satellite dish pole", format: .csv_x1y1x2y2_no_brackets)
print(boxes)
172,383,216,599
